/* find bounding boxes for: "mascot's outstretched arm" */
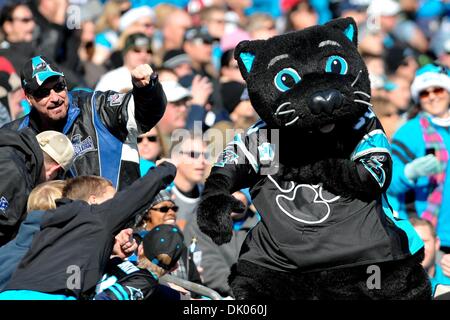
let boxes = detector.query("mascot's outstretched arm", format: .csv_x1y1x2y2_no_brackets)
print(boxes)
283,150,393,201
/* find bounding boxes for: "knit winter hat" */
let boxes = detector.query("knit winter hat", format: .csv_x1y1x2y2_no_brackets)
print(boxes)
410,63,450,102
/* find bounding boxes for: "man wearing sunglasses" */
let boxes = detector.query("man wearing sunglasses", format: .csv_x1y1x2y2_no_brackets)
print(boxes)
96,33,154,93
168,135,209,231
3,55,166,190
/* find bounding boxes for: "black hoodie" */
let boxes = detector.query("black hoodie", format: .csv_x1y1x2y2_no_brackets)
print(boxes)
5,162,176,299
0,127,43,245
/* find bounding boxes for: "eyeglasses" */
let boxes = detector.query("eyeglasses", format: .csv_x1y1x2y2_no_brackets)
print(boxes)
11,17,33,23
419,87,446,99
180,151,209,159
31,80,66,100
137,135,158,143
150,205,179,213
132,48,152,54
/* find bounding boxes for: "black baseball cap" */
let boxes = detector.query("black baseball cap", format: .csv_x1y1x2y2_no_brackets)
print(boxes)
184,26,215,44
123,32,152,55
142,224,185,271
20,56,64,94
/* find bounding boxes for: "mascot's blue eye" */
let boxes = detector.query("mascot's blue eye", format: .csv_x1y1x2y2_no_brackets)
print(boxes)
325,56,348,75
274,68,301,92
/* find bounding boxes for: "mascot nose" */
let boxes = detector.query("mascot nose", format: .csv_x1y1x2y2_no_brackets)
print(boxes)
309,89,343,115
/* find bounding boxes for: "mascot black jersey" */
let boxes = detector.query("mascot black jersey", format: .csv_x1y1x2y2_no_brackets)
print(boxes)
214,112,423,273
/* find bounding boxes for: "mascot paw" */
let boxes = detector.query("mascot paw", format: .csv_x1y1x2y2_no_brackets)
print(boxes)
197,193,246,245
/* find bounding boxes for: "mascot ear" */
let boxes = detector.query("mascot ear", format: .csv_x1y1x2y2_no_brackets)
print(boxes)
234,39,263,81
325,17,358,47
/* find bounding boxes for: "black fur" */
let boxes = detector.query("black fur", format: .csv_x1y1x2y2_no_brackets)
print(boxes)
229,252,431,300
197,193,246,245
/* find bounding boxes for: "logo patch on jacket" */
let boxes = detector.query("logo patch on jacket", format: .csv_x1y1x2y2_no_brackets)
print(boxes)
71,134,96,158
108,93,125,106
0,196,9,213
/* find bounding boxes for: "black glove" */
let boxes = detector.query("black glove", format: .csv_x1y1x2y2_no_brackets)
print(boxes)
197,193,246,245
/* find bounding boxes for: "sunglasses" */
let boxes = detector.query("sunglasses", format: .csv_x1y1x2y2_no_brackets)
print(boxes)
191,38,213,46
151,205,179,213
419,87,446,99
137,135,158,143
31,80,66,100
180,151,209,159
171,99,190,107
132,48,152,54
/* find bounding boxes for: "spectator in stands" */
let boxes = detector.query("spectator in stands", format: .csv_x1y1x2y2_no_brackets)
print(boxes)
388,63,450,255
93,0,128,66
162,49,193,80
0,129,74,245
246,13,277,40
284,0,319,32
0,2,36,73
0,57,24,127
157,80,192,157
229,88,259,131
106,5,156,70
0,160,176,300
138,127,162,176
96,32,154,92
30,0,83,88
337,0,369,26
168,134,209,231
199,5,227,71
410,218,450,298
371,95,400,141
182,26,216,80
95,224,186,300
384,45,419,83
4,55,166,191
182,27,230,130
183,190,259,298
219,49,246,121
0,180,66,291
160,8,192,55
133,189,202,285
387,74,413,115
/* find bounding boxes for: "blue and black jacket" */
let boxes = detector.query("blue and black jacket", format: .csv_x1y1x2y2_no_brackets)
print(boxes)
387,114,450,247
3,80,166,190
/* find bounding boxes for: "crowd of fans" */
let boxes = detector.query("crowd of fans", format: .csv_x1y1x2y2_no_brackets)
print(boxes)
0,0,450,300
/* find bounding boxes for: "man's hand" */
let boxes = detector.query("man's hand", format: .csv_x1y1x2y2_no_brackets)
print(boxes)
190,75,213,106
131,64,154,88
112,228,138,259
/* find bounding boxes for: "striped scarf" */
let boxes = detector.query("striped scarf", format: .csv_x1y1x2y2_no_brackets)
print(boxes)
419,113,449,226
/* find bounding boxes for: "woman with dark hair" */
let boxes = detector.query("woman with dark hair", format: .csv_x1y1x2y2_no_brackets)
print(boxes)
283,0,318,33
388,63,450,255
134,190,203,286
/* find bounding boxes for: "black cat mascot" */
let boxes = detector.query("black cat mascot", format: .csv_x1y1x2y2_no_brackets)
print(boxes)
197,17,431,299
